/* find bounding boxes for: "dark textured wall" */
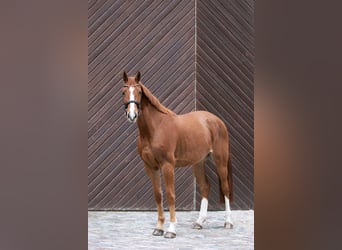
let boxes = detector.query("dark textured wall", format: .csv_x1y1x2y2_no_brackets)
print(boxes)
196,0,254,209
88,0,195,210
88,0,254,210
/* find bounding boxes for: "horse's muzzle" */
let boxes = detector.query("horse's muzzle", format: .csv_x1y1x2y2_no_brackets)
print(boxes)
127,111,138,123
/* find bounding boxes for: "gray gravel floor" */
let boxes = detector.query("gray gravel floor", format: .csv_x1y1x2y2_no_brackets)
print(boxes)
88,210,254,250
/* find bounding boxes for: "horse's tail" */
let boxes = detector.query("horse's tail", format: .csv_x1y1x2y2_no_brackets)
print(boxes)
228,154,233,202
219,150,233,203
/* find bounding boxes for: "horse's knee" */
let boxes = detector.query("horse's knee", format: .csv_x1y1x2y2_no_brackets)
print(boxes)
160,186,175,209
165,190,175,204
154,192,162,204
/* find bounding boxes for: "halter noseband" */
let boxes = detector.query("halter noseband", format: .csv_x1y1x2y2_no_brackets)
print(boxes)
124,100,140,110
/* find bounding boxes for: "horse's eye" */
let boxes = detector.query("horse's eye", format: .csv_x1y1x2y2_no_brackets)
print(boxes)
122,92,125,96
139,91,142,95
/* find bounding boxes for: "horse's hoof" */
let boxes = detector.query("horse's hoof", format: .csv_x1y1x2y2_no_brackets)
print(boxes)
224,222,233,229
192,222,203,230
164,232,176,239
152,229,164,236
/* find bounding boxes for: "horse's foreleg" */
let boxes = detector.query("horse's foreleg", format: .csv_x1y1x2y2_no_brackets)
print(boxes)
192,161,210,229
144,166,165,236
161,162,177,238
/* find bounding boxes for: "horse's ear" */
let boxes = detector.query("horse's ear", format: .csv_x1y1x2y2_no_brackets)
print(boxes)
123,71,128,83
135,71,141,83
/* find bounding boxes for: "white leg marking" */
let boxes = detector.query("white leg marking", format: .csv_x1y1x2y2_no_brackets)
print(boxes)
196,198,208,225
167,221,177,234
225,196,233,227
128,87,136,120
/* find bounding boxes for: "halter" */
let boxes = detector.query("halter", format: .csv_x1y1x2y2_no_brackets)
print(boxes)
123,84,141,112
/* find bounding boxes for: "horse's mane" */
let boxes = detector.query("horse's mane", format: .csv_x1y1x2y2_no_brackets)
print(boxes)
140,84,176,116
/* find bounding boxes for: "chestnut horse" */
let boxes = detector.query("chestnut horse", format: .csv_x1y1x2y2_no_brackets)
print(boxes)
122,71,233,238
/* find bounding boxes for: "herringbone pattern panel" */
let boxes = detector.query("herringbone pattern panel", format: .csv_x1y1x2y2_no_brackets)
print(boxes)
88,0,254,211
88,0,195,210
196,0,254,210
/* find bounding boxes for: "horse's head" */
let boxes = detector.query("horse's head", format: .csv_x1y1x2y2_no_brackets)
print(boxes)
122,71,143,123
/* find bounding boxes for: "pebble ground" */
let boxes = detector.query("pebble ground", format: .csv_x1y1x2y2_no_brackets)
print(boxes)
88,210,254,250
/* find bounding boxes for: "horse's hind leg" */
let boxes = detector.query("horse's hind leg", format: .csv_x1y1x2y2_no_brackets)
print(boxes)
144,165,165,236
192,160,210,229
212,149,233,229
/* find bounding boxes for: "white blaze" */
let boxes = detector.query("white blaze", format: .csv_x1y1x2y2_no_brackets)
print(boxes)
128,86,135,120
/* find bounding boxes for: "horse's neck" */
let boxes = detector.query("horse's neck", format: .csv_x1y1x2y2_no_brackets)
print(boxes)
137,100,165,139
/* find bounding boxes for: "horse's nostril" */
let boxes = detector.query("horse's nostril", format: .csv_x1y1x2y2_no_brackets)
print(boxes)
127,112,138,122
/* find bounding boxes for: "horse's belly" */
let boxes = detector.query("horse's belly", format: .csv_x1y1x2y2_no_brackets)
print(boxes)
175,145,211,167
175,159,190,167
174,132,212,166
